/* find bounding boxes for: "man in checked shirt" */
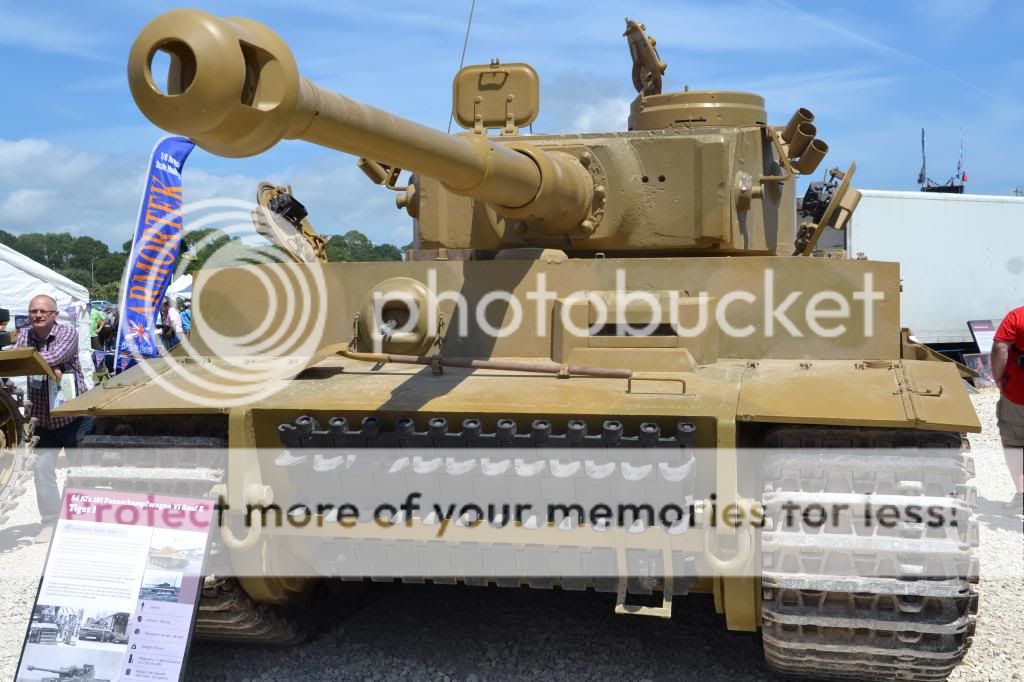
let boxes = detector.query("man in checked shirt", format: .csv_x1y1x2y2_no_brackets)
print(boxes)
16,294,92,543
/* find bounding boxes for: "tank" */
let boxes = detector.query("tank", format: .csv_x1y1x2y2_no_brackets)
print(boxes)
77,612,128,644
27,606,60,645
59,10,981,681
148,547,189,570
25,665,107,682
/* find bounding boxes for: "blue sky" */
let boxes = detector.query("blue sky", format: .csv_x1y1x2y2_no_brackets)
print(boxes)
0,0,1021,249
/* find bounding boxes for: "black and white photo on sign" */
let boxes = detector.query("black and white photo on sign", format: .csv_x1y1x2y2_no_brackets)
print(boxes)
138,569,184,602
148,527,206,574
16,643,123,682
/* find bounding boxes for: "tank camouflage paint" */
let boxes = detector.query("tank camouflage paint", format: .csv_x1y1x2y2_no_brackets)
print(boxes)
52,10,980,681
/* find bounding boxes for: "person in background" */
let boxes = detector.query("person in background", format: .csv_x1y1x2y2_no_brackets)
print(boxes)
0,307,11,347
104,305,119,351
88,302,106,351
97,304,113,350
159,297,183,352
179,299,192,336
15,294,92,543
992,304,1024,512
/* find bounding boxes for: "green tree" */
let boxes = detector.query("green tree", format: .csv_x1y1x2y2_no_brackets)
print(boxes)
11,233,51,267
2,230,126,296
50,233,77,269
173,227,293,274
0,227,403,309
181,228,234,274
68,236,110,272
93,253,127,284
11,232,87,270
91,281,120,302
57,267,91,289
325,231,403,262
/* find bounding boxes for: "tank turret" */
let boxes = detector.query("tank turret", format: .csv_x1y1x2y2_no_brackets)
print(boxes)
128,10,858,257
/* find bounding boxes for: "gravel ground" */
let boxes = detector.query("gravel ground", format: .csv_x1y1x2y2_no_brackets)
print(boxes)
947,389,1024,682
1,389,1021,681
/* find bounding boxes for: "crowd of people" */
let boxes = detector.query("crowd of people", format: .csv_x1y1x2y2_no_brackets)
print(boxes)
87,297,192,356
88,302,119,351
158,297,191,351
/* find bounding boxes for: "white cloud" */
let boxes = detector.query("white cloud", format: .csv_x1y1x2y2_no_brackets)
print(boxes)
0,138,101,184
768,0,996,100
729,68,902,119
476,0,889,55
534,72,633,133
572,98,632,133
0,189,56,222
0,136,412,250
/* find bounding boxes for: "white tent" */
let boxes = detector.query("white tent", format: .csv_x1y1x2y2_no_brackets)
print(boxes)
0,242,94,389
166,274,193,300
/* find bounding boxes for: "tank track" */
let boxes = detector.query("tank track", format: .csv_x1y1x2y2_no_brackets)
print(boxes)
0,379,30,526
760,426,978,682
194,578,307,645
64,417,308,645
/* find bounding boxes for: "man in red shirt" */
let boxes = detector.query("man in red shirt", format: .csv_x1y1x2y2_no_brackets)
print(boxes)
992,305,1024,512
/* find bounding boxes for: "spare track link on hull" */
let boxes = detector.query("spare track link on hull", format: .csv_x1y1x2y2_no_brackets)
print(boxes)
64,417,309,645
277,414,698,527
761,426,978,682
277,414,700,596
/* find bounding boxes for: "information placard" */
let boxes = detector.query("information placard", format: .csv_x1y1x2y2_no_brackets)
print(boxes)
16,490,214,682
968,319,998,355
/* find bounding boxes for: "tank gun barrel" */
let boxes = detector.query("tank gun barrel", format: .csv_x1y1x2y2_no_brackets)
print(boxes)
128,9,593,233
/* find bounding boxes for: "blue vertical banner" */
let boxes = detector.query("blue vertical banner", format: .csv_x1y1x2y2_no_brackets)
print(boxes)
114,136,195,372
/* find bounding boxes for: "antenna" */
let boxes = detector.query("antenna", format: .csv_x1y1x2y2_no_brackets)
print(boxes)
917,127,967,194
447,0,478,134
916,128,926,186
956,127,967,184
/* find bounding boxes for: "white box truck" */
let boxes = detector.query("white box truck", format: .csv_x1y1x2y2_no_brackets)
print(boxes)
842,190,1024,348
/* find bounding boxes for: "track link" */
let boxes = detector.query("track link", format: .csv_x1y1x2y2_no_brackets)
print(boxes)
278,413,700,595
760,426,978,682
64,416,310,645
